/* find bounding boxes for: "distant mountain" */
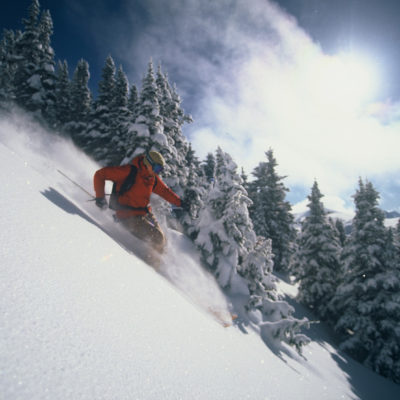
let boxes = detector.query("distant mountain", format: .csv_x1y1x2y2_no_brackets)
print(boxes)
293,207,399,234
384,210,400,219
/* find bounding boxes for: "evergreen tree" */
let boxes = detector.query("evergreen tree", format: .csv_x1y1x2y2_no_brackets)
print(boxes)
109,65,132,165
37,9,56,125
153,66,190,194
395,219,400,254
178,147,210,241
180,157,206,238
121,61,165,164
9,1,56,124
239,237,275,308
334,218,347,247
0,29,20,104
123,62,191,200
240,236,310,352
371,227,400,383
203,152,216,183
194,148,256,287
136,60,162,135
290,181,342,320
193,148,310,352
84,55,116,162
54,60,71,130
331,179,400,382
248,149,296,272
13,0,42,112
240,167,248,187
156,64,171,120
128,84,139,121
67,59,91,145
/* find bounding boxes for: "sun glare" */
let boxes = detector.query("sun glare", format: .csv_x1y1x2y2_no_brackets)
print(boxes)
310,53,378,112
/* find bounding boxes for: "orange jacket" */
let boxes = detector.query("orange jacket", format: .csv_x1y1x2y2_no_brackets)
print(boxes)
94,155,182,218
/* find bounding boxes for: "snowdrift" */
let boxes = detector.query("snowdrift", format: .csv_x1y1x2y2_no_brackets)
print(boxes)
1,110,400,400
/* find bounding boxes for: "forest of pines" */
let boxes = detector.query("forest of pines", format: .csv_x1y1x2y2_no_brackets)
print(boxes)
1,0,400,383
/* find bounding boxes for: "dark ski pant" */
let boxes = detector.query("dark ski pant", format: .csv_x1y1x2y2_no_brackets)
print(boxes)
120,213,166,256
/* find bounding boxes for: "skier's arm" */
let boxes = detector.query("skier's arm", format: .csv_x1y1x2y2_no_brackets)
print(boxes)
93,166,128,198
152,176,182,207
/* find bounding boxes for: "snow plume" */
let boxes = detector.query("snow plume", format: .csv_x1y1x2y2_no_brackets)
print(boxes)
160,229,231,321
84,0,400,211
0,108,99,193
0,108,231,321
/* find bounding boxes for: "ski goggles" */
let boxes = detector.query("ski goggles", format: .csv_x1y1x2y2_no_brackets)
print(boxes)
145,154,164,174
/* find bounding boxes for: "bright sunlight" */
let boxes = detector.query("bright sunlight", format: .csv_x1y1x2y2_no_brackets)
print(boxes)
309,53,378,113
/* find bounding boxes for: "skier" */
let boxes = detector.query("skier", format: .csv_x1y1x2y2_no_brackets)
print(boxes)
93,151,189,265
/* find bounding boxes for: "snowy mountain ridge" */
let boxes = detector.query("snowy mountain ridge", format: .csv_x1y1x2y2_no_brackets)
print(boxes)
1,112,400,399
293,207,400,230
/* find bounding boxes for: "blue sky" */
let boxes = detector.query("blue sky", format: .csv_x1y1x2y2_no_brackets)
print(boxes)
2,0,400,212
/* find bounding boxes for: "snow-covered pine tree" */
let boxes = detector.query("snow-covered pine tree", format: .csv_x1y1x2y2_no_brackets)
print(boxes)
330,179,400,382
154,65,191,195
248,148,296,273
0,29,20,104
239,236,275,308
168,81,192,162
369,227,400,383
54,60,71,131
182,149,215,231
108,65,132,165
179,162,205,238
84,55,116,163
384,227,400,272
395,219,400,254
135,60,162,135
334,218,347,247
239,236,310,352
12,0,42,114
193,148,256,287
121,61,192,203
36,9,56,126
156,65,171,121
66,59,92,146
192,148,310,352
121,60,165,163
127,84,139,122
176,143,204,235
290,181,342,321
240,167,248,187
202,152,216,183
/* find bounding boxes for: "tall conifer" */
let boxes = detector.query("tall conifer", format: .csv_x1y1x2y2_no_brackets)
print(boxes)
0,29,19,103
13,0,42,112
128,84,139,121
37,9,56,125
194,148,256,287
67,59,91,145
248,149,296,272
290,181,342,320
136,60,162,135
109,65,132,165
331,179,400,382
54,60,71,130
84,55,116,162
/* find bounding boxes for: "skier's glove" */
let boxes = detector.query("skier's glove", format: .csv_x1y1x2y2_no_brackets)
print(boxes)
95,197,108,210
180,198,191,212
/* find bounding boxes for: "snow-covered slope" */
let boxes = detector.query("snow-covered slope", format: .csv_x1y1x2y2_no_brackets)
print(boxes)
1,111,400,400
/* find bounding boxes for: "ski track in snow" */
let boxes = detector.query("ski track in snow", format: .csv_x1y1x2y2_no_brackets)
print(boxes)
1,110,400,400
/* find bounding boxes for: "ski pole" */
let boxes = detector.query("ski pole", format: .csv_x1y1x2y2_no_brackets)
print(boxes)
57,169,95,199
